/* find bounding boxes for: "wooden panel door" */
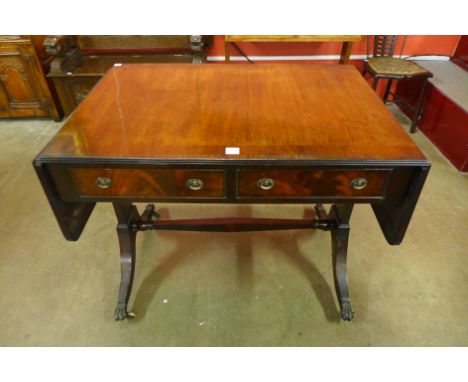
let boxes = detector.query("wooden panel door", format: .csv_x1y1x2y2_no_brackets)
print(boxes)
0,38,59,120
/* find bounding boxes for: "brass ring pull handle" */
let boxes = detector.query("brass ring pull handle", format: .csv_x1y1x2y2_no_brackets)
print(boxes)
257,178,275,190
96,177,112,189
186,178,204,191
350,177,368,190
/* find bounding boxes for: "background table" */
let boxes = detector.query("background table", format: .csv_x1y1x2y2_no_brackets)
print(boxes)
224,35,364,63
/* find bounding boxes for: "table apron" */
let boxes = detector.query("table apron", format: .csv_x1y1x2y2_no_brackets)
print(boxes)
45,164,398,203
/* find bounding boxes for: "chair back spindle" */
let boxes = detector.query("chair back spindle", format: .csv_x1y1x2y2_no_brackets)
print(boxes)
373,35,398,57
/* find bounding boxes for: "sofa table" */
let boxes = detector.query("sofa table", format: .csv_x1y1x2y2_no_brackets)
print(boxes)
33,64,430,321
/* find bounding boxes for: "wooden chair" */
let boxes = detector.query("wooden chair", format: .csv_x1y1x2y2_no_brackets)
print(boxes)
363,35,433,133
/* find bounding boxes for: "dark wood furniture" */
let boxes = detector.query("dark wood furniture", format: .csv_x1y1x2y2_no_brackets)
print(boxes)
45,35,209,116
0,36,60,120
34,64,430,322
363,35,433,133
224,35,364,64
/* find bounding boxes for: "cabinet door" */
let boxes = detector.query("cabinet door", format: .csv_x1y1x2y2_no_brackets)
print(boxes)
0,42,58,119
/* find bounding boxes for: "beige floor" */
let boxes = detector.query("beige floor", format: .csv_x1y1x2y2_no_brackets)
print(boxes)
0,107,467,346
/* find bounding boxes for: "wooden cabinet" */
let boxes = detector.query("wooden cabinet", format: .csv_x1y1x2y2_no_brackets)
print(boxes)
0,36,59,120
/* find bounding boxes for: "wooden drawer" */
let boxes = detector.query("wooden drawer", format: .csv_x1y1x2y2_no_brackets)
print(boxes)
69,168,225,198
237,169,392,198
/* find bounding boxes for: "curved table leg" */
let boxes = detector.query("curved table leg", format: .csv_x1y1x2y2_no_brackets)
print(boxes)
113,202,141,321
329,204,354,321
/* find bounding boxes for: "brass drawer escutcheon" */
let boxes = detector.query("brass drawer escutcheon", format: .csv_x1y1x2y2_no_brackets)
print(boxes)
96,176,112,189
350,177,368,190
186,178,204,191
257,178,275,190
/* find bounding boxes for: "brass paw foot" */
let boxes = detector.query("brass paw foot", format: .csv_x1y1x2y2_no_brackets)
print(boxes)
114,303,135,321
340,302,354,321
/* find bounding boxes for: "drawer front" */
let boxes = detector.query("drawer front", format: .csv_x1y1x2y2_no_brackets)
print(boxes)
70,168,225,198
237,169,391,198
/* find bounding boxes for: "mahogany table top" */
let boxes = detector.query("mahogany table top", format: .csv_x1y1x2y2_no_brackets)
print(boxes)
39,64,426,163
